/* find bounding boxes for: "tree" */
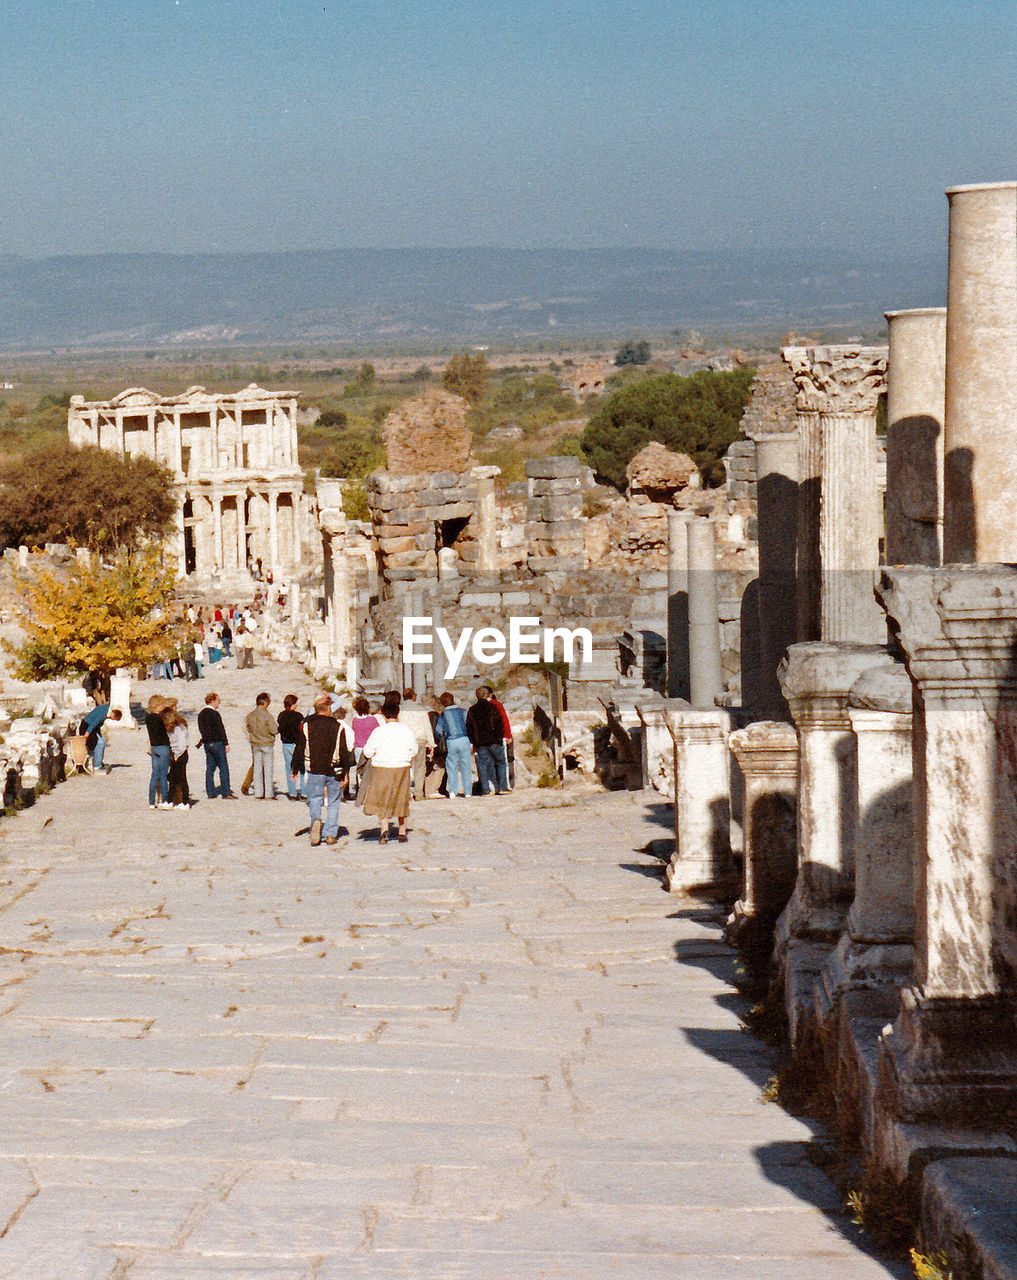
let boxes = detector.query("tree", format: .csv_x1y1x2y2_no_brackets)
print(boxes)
581,368,755,489
442,351,489,403
614,339,652,367
0,443,175,553
4,544,183,680
319,426,384,479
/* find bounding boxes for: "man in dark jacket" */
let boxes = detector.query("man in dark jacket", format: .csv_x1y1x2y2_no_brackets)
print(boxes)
197,692,235,799
466,687,508,795
290,692,353,846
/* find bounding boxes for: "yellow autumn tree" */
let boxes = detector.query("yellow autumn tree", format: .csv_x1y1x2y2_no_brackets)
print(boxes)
4,545,184,680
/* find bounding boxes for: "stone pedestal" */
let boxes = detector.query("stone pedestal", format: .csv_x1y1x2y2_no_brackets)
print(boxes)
875,565,1017,1125
108,673,135,728
637,701,675,797
666,511,690,700
777,642,894,943
665,707,733,891
727,722,798,949
821,662,914,1016
942,183,1017,564
686,517,723,710
884,308,946,567
525,456,585,574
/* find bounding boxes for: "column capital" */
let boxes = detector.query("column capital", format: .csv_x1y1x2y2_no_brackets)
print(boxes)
877,564,1017,699
729,721,799,777
784,345,887,416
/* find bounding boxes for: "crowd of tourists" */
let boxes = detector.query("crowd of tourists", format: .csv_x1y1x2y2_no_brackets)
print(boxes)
139,685,514,846
147,602,270,681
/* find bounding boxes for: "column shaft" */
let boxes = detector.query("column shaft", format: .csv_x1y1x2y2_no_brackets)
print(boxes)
686,517,723,709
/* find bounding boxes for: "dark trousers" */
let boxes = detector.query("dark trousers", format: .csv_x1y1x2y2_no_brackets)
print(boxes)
475,742,508,794
168,751,190,806
204,741,231,798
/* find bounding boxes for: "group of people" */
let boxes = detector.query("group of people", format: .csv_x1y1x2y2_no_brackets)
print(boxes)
148,602,267,681
142,684,515,844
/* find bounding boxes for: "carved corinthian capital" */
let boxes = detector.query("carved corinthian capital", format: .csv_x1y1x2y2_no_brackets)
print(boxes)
784,345,888,416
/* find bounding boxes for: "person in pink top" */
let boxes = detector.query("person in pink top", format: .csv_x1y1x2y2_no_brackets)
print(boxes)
350,696,382,798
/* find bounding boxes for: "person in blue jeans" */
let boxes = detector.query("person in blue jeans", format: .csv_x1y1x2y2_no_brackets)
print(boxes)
434,692,472,797
465,687,508,795
277,693,306,800
196,691,236,799
145,694,173,808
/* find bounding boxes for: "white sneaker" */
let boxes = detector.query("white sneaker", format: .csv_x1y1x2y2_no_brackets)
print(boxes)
157,802,174,810
174,804,189,810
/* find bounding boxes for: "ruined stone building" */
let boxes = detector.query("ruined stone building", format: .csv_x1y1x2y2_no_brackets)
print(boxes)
67,385,309,582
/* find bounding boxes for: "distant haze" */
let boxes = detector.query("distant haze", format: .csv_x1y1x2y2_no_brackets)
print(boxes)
0,249,946,351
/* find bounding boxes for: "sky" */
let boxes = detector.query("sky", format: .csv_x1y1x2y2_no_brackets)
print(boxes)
3,0,1017,258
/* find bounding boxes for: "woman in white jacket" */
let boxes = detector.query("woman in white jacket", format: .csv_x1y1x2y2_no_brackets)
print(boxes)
358,693,418,844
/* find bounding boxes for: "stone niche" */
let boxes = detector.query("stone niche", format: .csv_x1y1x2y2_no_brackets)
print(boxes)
368,389,497,587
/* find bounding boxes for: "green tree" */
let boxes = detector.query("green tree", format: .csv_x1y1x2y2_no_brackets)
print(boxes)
0,443,176,552
614,339,652,367
581,368,755,489
4,544,183,680
319,426,384,479
442,351,489,403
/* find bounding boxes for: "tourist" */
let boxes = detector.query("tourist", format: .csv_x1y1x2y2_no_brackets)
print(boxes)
220,615,233,657
277,693,306,801
397,688,434,800
197,691,235,799
466,687,508,795
80,700,110,771
245,692,278,800
96,709,122,774
161,704,191,809
434,692,471,798
425,695,449,797
145,694,173,809
350,696,380,798
290,692,352,846
484,685,515,791
235,625,254,669
359,692,417,843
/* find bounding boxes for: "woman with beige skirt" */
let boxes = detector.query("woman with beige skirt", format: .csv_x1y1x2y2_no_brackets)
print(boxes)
358,692,418,843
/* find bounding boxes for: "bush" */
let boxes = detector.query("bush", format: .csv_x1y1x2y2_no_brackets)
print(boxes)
442,351,489,403
614,339,651,367
319,427,384,479
581,368,754,489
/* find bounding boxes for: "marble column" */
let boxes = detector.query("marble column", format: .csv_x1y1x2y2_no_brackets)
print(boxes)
884,308,946,567
747,427,799,718
666,510,691,700
686,517,723,710
236,491,247,572
212,492,224,572
942,182,1017,563
173,409,184,475
811,348,888,643
727,722,799,947
783,346,822,643
875,565,1017,1124
268,490,279,573
665,707,733,892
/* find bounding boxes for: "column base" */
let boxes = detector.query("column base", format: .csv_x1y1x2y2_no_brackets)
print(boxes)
877,986,1017,1128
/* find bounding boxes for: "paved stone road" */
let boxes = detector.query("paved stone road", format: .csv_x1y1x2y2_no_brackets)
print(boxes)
0,662,906,1278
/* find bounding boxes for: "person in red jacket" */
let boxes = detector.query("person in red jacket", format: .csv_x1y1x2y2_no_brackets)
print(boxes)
483,686,514,791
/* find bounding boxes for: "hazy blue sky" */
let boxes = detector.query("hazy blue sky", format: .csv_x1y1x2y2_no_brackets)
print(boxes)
4,0,1016,257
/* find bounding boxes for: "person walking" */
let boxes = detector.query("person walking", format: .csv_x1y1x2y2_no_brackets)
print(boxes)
145,694,173,809
162,704,191,809
290,692,353,846
359,692,417,843
245,692,278,799
197,691,235,799
466,686,508,795
434,692,472,798
350,696,380,799
484,685,514,790
397,688,434,801
277,693,306,801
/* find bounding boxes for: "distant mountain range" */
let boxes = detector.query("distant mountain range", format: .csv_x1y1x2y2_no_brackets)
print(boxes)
0,249,947,350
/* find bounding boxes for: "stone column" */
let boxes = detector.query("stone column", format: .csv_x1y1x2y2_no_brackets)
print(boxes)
783,347,822,642
473,465,500,574
943,182,1017,563
288,580,301,624
777,643,894,944
686,516,723,710
665,707,732,892
236,491,247,572
884,308,946,567
108,673,136,729
666,511,690,700
875,565,1017,1124
268,490,279,573
212,492,223,572
727,722,799,949
173,409,184,474
747,428,799,718
809,347,889,643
